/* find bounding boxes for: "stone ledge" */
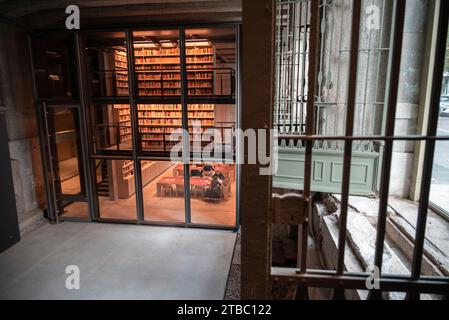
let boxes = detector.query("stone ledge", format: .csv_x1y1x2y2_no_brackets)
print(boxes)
339,194,449,277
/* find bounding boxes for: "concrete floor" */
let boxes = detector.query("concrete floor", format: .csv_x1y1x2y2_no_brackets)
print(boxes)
0,222,237,300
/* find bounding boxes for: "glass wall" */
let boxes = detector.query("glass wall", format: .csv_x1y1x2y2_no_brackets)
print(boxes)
31,35,76,99
189,161,236,226
141,160,186,223
430,34,449,217
185,26,236,98
83,31,128,97
90,104,133,153
41,25,239,228
133,30,181,97
95,159,138,221
52,108,84,195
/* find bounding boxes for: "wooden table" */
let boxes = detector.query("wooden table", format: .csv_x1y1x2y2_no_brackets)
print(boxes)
173,164,234,181
157,176,212,197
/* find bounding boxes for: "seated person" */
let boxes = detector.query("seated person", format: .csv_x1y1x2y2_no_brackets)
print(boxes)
212,171,226,184
204,176,223,200
202,163,215,177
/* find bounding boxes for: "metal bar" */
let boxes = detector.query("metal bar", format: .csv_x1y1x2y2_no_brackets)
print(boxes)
361,0,375,137
298,0,319,277
407,0,449,300
271,268,449,295
300,1,308,136
276,134,449,141
289,1,297,134
334,1,362,300
235,23,242,227
75,32,98,222
42,102,59,223
369,0,406,300
27,36,56,223
125,30,145,223
179,27,191,225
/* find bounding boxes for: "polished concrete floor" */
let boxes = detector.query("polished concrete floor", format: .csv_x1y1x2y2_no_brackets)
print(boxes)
0,222,237,299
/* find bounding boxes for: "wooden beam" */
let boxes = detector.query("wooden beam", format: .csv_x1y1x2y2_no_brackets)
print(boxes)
241,0,274,299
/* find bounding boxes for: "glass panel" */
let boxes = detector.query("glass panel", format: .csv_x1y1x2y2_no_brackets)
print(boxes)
430,137,449,213
90,104,133,153
141,160,185,223
137,104,220,153
96,159,137,220
52,108,83,195
185,26,236,98
83,31,128,97
31,36,75,99
430,32,449,215
133,30,181,97
61,201,89,219
137,104,181,152
189,161,236,226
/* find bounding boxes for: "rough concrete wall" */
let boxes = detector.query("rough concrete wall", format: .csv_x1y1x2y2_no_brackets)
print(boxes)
0,23,45,227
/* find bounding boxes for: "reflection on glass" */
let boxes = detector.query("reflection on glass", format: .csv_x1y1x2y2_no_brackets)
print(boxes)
96,159,137,220
133,30,181,97
430,34,449,216
430,116,449,214
185,26,236,98
61,201,89,219
53,108,82,195
141,161,185,223
32,38,74,99
91,104,133,152
190,162,236,226
84,31,128,97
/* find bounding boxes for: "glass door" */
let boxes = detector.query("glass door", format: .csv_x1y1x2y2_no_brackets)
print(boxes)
41,103,90,221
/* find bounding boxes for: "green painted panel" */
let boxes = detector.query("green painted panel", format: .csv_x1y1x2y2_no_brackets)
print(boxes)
273,148,379,195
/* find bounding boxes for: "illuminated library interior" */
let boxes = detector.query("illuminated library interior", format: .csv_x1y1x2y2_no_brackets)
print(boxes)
34,26,239,228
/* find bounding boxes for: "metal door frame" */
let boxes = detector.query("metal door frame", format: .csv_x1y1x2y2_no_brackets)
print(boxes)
37,102,92,223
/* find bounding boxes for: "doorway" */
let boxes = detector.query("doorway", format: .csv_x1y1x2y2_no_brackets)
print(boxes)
39,104,90,221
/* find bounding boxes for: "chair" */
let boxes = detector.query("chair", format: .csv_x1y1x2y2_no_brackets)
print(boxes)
161,184,174,197
175,184,184,197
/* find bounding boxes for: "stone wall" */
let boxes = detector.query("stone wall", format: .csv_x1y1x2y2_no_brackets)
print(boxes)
320,0,429,198
390,0,429,197
0,22,45,234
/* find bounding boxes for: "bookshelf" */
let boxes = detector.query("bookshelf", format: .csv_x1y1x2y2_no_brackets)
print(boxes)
112,103,215,175
115,41,215,97
137,104,215,150
114,51,128,96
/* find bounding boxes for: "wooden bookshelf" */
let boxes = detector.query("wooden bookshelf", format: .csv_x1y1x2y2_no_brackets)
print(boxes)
114,51,129,96
115,41,215,96
113,103,215,153
138,104,215,150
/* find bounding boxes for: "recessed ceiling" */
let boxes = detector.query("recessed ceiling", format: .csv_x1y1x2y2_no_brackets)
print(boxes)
0,0,242,30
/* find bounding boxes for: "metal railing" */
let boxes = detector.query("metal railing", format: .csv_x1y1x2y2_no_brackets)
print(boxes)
89,67,235,99
270,0,449,300
275,0,392,153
